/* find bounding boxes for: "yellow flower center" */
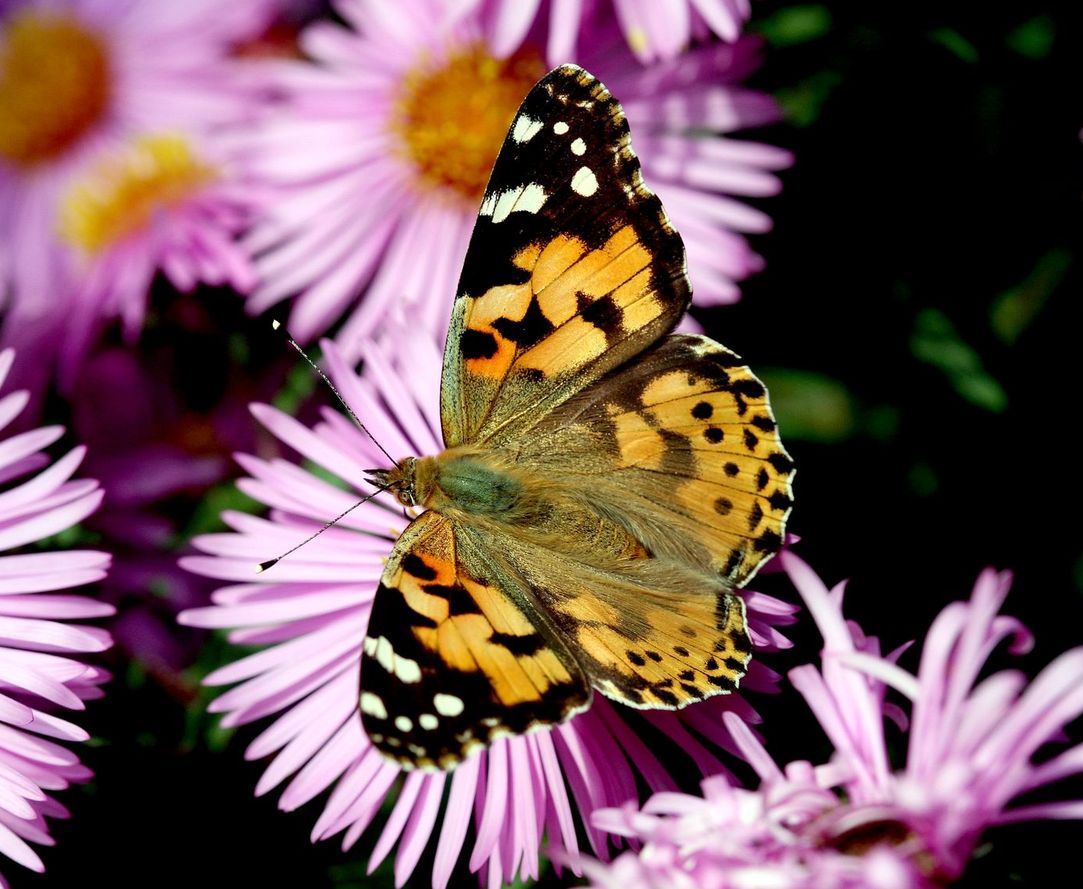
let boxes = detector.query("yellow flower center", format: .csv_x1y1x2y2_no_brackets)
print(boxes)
392,44,545,206
60,134,215,254
0,12,111,168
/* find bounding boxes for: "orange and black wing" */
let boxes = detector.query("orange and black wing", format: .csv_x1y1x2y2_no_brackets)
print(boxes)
441,64,690,449
360,510,590,769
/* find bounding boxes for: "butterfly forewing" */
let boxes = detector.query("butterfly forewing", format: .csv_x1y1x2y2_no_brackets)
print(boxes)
442,64,691,449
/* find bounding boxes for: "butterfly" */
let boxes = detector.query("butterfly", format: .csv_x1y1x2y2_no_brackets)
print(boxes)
361,64,794,770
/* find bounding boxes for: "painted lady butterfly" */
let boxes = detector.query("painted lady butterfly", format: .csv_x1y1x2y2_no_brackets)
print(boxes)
362,65,794,769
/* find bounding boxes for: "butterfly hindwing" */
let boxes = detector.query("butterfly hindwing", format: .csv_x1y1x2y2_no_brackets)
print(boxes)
491,529,753,709
517,334,795,587
442,64,690,449
360,509,591,769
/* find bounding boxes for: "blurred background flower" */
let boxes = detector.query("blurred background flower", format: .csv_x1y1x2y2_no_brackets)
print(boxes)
178,331,798,888
0,0,274,401
0,349,111,884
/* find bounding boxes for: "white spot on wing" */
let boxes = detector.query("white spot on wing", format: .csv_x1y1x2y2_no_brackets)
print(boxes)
479,192,497,217
433,693,464,717
571,138,586,156
512,114,543,143
360,692,387,719
553,121,569,135
490,182,548,223
394,655,421,683
571,166,599,197
394,715,413,733
516,182,547,214
367,635,421,683
492,189,518,224
419,714,438,730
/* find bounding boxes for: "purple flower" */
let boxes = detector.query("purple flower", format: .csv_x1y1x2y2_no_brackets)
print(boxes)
238,0,789,361
579,553,1083,888
0,348,112,882
455,0,751,64
179,330,797,888
0,0,272,394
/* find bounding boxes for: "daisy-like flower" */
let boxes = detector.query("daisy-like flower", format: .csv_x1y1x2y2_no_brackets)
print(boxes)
240,0,789,362
579,555,1083,888
178,330,797,889
0,0,272,392
453,0,751,64
0,348,112,882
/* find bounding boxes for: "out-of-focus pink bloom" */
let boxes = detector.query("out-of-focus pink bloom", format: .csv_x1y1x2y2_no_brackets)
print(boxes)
179,330,797,889
0,348,112,884
55,133,263,390
453,0,751,64
0,0,272,395
579,555,1083,888
239,0,789,361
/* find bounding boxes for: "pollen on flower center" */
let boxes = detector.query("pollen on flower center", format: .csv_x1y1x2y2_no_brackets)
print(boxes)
392,45,545,205
60,134,215,254
0,12,111,168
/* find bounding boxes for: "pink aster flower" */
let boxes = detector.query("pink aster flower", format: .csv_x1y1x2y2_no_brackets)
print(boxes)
454,0,751,64
0,0,272,394
0,348,112,882
240,0,789,362
178,330,797,889
579,555,1083,888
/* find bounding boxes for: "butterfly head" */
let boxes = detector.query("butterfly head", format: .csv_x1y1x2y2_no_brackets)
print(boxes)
367,456,437,508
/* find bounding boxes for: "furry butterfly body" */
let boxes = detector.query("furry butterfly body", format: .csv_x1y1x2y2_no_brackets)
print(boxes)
361,65,794,769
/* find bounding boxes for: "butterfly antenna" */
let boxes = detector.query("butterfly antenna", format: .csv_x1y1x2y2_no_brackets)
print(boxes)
257,483,391,573
271,319,400,470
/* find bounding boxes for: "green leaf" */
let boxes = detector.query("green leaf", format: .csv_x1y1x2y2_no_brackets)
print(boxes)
758,369,856,443
33,522,102,550
752,5,833,46
990,248,1072,344
928,27,979,63
908,461,939,497
776,71,842,128
1006,15,1055,59
910,309,1007,413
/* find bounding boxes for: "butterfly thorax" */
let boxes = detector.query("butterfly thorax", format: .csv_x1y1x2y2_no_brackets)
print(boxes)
372,448,649,563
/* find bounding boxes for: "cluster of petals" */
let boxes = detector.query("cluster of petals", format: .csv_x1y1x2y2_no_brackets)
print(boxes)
179,330,798,889
580,553,1083,888
0,349,111,883
453,0,751,63
237,0,790,362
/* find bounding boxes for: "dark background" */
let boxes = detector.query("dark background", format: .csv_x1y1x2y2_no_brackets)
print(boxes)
16,2,1082,886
